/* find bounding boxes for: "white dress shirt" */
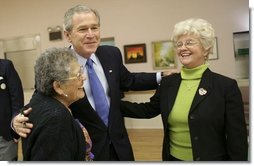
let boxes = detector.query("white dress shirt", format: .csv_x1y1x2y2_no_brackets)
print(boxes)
76,53,110,110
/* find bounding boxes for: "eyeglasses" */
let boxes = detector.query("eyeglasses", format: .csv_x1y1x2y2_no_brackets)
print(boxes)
174,39,199,49
61,66,84,81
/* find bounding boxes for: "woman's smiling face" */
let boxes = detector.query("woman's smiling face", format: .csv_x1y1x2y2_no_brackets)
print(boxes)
60,61,86,105
175,35,209,69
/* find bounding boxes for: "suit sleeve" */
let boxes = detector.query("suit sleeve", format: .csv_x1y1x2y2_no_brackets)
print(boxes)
120,86,161,118
6,60,24,116
111,47,158,91
5,60,24,139
225,80,248,160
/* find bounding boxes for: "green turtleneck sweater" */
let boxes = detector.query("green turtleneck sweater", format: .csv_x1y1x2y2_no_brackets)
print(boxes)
168,64,208,161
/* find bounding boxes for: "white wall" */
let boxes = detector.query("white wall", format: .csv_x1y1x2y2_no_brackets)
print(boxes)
0,0,249,128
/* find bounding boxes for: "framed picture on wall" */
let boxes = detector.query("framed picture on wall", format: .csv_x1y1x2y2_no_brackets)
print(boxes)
233,31,249,79
151,40,176,70
233,31,249,58
209,37,218,60
124,43,147,64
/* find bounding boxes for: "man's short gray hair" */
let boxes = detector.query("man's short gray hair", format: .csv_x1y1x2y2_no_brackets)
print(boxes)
63,4,100,32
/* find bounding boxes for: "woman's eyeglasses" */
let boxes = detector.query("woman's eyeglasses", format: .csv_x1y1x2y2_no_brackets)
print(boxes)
61,66,84,81
174,39,199,49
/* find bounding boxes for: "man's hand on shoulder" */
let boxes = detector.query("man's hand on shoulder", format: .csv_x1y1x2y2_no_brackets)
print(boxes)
161,68,180,77
13,107,33,138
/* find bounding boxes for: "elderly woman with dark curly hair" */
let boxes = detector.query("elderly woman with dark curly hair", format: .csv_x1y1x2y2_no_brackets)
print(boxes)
21,47,93,161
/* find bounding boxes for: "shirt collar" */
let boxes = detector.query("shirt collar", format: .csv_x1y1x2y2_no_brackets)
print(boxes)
181,63,209,80
69,45,98,64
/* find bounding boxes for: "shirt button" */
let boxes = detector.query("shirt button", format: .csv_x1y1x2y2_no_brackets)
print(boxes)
190,115,195,119
194,136,199,140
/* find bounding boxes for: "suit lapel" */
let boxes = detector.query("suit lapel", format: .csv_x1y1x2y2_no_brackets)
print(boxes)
96,47,112,81
162,74,182,120
189,69,213,113
95,47,113,98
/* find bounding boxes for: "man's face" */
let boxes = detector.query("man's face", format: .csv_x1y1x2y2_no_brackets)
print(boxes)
64,12,101,58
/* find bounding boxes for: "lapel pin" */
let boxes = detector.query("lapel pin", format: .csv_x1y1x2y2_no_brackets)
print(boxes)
109,70,112,73
0,83,6,90
0,76,3,80
199,88,207,96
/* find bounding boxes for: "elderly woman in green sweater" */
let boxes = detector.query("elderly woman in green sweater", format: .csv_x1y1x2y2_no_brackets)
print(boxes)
120,18,248,161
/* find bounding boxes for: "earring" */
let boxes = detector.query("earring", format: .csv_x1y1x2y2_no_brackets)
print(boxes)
63,93,68,97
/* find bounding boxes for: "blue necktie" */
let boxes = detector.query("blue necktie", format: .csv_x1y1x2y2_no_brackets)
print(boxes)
86,58,109,126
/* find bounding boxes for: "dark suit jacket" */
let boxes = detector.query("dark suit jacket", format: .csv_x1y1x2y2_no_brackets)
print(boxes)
70,45,158,161
22,92,86,161
121,69,248,161
0,59,24,141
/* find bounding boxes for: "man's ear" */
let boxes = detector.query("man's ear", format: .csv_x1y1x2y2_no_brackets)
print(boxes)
53,81,64,96
64,30,71,43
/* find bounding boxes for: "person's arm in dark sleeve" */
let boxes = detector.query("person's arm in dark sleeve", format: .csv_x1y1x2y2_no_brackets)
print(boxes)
6,60,24,140
121,87,161,118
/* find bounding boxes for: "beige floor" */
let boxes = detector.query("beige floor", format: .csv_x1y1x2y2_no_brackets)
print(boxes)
127,129,163,161
18,129,163,161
